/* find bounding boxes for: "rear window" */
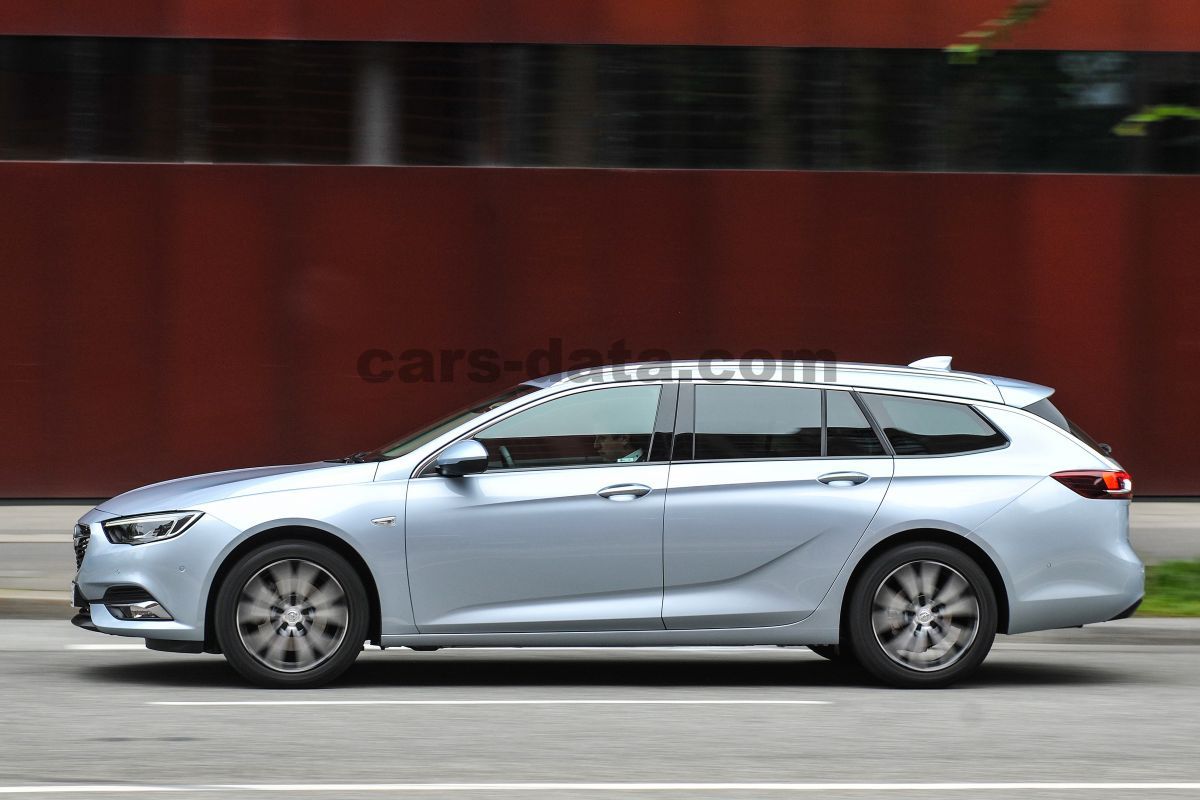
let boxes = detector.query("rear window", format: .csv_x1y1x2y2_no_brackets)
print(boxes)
860,393,1007,456
1023,398,1105,453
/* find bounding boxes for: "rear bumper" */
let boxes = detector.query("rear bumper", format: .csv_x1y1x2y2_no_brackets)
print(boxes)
971,479,1144,634
1109,595,1144,621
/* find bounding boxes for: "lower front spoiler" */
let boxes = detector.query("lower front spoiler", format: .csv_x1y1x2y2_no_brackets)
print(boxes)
71,611,100,633
72,609,207,653
145,638,205,653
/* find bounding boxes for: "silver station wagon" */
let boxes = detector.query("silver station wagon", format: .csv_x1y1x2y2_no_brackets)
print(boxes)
71,357,1143,688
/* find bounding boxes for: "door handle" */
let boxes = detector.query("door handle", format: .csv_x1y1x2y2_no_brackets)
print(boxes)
817,471,870,487
597,483,652,501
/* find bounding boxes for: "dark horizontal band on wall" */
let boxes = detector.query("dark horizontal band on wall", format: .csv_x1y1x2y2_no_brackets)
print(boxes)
2,38,1198,174
0,0,1198,51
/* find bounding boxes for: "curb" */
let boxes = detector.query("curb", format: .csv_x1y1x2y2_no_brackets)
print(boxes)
0,599,74,620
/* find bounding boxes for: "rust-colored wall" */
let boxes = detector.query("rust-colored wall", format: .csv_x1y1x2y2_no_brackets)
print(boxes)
0,0,1198,51
2,163,1197,496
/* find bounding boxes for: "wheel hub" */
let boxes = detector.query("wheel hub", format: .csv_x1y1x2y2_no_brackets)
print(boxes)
914,606,935,625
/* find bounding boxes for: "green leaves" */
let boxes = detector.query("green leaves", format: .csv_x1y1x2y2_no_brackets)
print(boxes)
945,0,1053,65
1112,105,1200,137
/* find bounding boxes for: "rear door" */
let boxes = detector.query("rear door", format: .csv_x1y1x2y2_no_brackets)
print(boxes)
662,383,892,629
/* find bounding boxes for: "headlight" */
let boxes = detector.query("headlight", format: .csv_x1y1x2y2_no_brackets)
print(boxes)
102,511,203,545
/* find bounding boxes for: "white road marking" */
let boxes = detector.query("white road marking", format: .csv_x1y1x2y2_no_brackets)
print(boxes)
64,644,144,651
2,782,1200,793
0,788,173,794
64,643,383,651
151,699,830,706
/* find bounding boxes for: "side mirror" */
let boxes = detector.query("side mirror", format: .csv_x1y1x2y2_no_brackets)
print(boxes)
436,439,489,477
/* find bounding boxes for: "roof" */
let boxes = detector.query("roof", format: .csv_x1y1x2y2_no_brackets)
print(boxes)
525,358,1054,408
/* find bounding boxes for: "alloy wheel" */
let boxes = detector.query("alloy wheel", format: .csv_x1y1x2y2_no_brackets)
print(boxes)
870,559,981,672
235,558,349,673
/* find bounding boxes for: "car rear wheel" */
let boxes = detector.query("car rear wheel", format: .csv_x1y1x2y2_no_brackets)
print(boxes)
847,542,997,689
215,540,369,688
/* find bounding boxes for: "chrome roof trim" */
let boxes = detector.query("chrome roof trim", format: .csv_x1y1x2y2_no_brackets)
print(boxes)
526,359,1051,407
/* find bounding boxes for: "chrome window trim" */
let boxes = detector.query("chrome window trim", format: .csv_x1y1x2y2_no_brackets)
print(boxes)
675,454,894,467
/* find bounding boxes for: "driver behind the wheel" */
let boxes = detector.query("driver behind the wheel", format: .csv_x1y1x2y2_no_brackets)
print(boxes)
593,433,643,463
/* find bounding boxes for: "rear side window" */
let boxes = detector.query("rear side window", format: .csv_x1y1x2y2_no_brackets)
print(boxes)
826,391,886,456
860,393,1007,456
694,385,821,460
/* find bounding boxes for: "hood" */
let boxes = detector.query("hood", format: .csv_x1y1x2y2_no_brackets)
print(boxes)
96,461,379,517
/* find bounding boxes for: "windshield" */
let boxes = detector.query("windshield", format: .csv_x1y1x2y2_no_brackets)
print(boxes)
364,384,540,461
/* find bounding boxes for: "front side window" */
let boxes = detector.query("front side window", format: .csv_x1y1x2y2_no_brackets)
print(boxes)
475,385,662,470
860,393,1007,456
694,384,822,460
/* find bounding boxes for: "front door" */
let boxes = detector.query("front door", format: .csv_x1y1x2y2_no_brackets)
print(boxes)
406,382,675,633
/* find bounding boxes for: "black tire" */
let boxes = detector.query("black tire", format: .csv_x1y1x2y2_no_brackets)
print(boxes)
214,540,369,688
846,542,997,689
807,644,844,662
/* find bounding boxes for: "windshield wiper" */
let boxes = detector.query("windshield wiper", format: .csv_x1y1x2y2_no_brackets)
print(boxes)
324,450,374,464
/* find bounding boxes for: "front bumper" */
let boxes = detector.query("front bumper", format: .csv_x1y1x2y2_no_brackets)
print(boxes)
73,507,240,642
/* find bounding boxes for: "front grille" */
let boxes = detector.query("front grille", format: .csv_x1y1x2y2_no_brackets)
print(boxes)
73,524,90,569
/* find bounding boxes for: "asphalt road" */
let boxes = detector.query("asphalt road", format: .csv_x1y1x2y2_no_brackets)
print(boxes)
1,620,1199,798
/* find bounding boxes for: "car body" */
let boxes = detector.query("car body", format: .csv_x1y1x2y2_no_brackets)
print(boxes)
71,357,1144,687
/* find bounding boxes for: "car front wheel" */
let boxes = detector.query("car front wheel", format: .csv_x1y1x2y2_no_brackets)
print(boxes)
847,542,997,689
214,540,369,688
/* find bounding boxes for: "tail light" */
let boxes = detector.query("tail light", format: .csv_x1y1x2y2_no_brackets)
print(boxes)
1051,470,1133,499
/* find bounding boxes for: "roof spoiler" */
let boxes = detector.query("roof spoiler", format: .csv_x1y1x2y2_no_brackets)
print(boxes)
909,356,1055,406
991,376,1055,407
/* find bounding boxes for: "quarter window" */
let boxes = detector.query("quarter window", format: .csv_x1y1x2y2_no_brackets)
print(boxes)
860,394,1007,456
475,385,661,470
694,385,822,460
